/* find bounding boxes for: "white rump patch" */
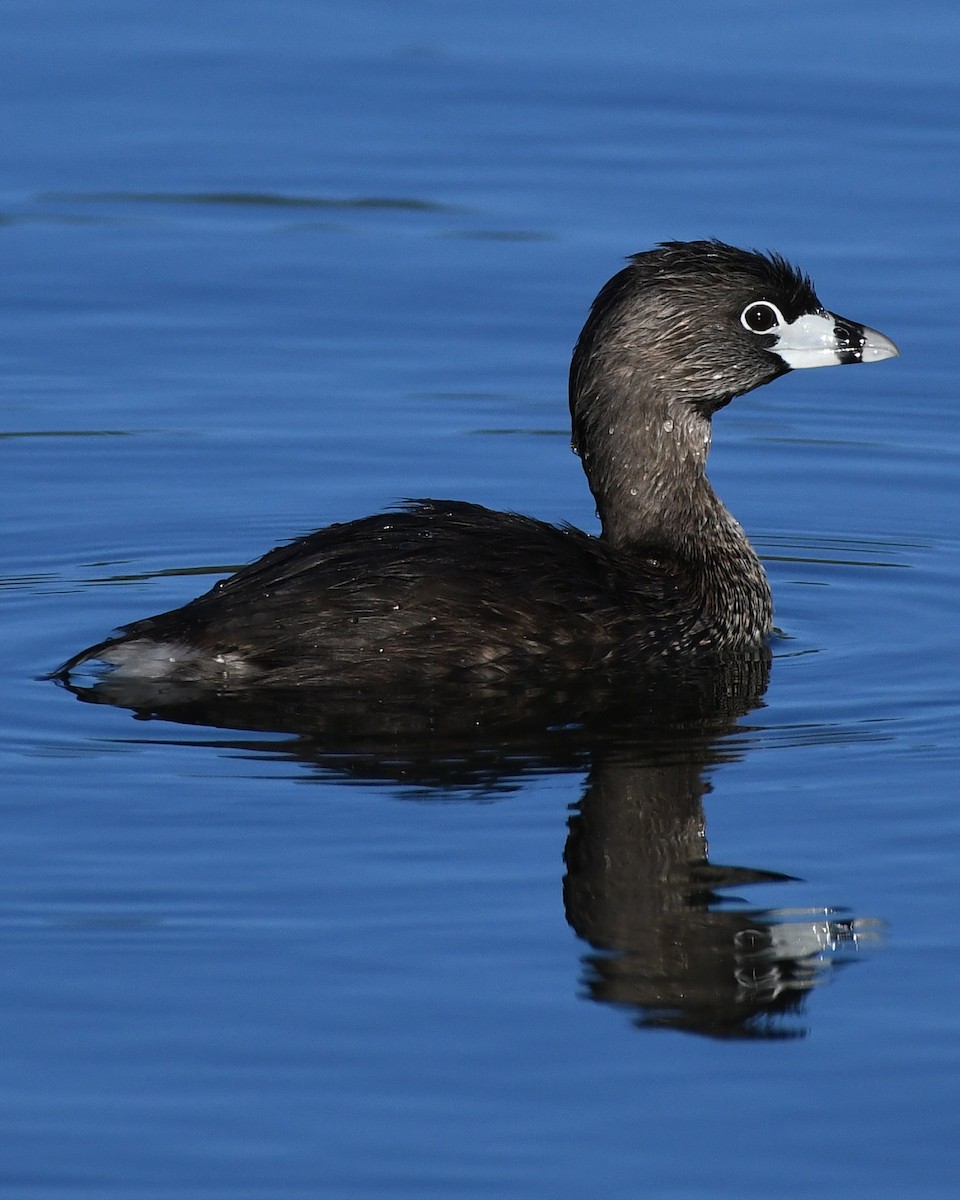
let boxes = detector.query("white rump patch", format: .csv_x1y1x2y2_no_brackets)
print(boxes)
95,640,253,682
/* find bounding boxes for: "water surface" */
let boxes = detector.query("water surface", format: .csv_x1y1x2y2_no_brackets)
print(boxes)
2,2,959,1196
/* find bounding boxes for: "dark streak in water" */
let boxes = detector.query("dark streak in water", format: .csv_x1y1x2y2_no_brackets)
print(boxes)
0,430,130,440
761,553,908,569
40,191,461,214
0,573,59,591
84,564,243,585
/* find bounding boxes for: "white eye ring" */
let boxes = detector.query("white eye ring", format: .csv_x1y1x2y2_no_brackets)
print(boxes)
740,301,785,334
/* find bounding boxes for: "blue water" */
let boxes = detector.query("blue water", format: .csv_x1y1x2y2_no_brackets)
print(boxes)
3,2,960,1196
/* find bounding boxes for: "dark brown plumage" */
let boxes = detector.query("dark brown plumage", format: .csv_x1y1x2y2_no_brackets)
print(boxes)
56,240,897,696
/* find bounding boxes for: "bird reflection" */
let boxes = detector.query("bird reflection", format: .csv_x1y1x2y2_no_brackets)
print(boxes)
57,649,879,1039
564,750,875,1039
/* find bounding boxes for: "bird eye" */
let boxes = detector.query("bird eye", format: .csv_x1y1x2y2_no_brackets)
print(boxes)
740,301,783,334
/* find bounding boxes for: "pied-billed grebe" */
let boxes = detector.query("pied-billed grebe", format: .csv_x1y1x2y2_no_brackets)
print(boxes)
57,240,897,692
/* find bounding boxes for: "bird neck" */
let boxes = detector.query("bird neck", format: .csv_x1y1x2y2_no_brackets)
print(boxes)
579,396,773,649
585,400,713,544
